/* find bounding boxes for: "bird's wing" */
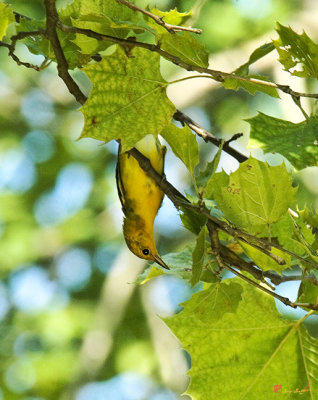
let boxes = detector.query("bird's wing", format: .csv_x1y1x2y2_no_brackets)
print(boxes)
116,143,127,212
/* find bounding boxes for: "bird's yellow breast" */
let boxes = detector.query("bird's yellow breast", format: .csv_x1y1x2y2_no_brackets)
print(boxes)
117,134,165,232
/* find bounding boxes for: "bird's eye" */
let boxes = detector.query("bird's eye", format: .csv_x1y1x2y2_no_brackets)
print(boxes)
142,249,150,256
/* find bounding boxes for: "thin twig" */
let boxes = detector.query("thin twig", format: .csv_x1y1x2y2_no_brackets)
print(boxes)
56,22,318,100
263,271,318,286
7,30,43,71
206,222,298,308
174,110,248,163
44,0,87,105
0,41,10,49
115,0,202,34
13,11,32,22
180,201,318,270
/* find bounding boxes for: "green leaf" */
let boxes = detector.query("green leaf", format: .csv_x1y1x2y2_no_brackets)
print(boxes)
60,0,140,29
234,42,275,75
239,241,290,273
59,0,143,56
148,7,192,33
195,142,223,198
290,215,318,264
190,226,206,286
223,74,279,98
212,157,297,232
19,19,91,69
137,247,193,283
274,23,318,79
160,123,198,174
0,2,14,40
299,207,318,230
80,47,175,151
137,246,217,284
159,31,209,68
179,206,207,235
270,214,314,258
248,113,318,170
174,280,243,324
297,278,318,312
166,279,318,399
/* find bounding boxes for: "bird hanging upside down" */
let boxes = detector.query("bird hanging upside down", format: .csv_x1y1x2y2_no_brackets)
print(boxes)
116,134,169,269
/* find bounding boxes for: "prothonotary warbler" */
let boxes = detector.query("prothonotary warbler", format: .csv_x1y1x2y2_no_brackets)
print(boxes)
116,134,169,269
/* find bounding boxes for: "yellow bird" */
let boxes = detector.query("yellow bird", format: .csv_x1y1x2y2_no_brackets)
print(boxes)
116,134,169,269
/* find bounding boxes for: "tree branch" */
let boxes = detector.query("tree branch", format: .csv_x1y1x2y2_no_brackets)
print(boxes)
174,110,248,163
207,223,318,311
3,30,44,71
55,22,318,100
115,0,202,34
44,0,87,105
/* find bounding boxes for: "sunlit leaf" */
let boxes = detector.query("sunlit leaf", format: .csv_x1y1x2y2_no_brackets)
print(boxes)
148,7,192,33
80,47,175,150
212,157,297,232
0,2,14,40
239,241,290,273
160,123,198,174
159,31,209,68
166,279,318,399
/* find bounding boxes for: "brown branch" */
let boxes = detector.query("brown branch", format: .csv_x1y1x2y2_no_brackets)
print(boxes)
5,30,44,71
174,110,248,163
56,22,318,100
206,222,298,308
115,0,202,34
181,201,318,270
44,0,87,105
13,11,32,22
263,270,318,286
207,223,318,311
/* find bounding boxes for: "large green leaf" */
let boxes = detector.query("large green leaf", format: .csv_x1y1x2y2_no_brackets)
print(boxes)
166,279,318,399
0,2,14,40
248,113,318,170
160,123,199,174
274,23,318,79
80,47,175,150
159,31,209,68
212,157,297,232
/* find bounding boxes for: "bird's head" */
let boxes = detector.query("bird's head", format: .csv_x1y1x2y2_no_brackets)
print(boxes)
123,216,169,269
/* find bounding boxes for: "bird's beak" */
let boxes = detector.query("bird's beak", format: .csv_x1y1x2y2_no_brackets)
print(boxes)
153,255,170,270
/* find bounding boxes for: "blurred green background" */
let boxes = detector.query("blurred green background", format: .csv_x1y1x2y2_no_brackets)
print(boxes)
0,0,318,399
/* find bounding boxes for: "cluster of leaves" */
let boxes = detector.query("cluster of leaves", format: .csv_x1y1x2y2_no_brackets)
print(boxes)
1,0,318,399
